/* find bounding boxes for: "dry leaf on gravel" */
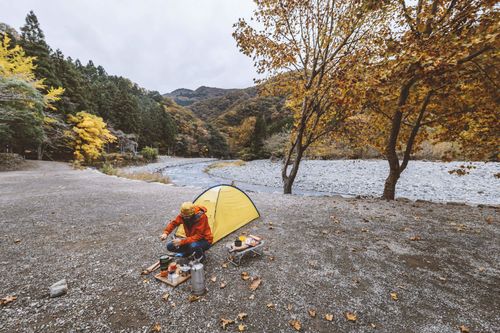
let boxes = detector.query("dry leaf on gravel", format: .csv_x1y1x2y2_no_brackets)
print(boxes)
220,318,234,330
390,292,398,301
324,313,333,321
188,295,200,303
459,325,470,333
14,239,21,243
250,277,261,291
485,216,493,224
330,215,340,223
222,263,228,268
151,323,161,332
220,282,227,289
237,312,248,321
409,235,421,241
266,303,275,309
241,272,250,280
289,320,301,331
238,323,247,332
321,230,328,235
345,312,357,322
210,276,217,283
248,294,255,300
286,303,293,311
370,323,377,328
308,309,316,318
161,293,169,302
0,295,17,306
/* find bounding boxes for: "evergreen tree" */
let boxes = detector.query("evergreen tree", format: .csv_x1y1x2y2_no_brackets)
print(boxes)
19,11,59,89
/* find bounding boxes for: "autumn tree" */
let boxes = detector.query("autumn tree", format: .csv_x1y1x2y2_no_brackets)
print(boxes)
362,0,499,199
67,111,116,163
234,0,390,194
0,34,63,155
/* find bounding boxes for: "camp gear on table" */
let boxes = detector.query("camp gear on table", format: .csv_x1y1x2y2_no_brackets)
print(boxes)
227,234,265,266
190,263,206,295
176,185,260,245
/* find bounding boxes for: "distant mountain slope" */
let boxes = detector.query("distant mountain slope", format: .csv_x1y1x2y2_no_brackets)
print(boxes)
163,86,256,106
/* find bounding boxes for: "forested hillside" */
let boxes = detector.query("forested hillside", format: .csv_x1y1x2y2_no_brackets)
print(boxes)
0,11,232,161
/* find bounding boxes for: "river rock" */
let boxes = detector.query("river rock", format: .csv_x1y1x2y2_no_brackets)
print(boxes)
49,279,68,298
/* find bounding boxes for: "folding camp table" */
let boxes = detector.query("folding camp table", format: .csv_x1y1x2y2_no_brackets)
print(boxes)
226,240,265,266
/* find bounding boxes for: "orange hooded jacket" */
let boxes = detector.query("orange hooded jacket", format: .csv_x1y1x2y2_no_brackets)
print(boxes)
163,206,213,246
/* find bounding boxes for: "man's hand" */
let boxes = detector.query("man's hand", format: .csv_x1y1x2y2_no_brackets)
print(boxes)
160,233,168,241
172,238,182,247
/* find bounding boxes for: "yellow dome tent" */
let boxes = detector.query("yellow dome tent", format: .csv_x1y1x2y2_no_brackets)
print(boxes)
175,185,260,244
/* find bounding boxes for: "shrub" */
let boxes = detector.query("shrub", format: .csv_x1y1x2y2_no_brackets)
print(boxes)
140,146,158,161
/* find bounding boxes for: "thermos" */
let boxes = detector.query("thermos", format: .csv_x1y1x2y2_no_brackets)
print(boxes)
190,263,206,295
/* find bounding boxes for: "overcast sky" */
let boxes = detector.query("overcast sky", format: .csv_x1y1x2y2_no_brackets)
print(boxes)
0,0,258,93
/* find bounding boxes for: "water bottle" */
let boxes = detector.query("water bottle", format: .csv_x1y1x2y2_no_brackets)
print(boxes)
190,263,206,295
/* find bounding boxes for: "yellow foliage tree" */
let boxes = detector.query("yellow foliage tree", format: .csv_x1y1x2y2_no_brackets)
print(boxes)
67,111,116,163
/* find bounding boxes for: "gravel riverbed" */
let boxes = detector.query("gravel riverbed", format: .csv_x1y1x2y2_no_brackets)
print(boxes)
208,159,500,205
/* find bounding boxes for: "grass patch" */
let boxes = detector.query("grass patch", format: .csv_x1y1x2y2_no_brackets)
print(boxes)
100,163,170,184
204,160,246,172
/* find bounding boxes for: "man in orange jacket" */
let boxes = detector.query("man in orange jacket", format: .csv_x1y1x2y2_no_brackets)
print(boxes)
160,202,213,261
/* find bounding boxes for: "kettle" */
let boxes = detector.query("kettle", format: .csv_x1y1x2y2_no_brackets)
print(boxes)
190,263,206,295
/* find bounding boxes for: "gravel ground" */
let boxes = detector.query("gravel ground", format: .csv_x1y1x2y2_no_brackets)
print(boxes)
1,161,499,333
208,159,500,205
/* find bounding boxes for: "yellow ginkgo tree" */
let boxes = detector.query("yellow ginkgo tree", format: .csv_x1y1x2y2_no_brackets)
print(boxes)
67,111,116,163
0,34,63,156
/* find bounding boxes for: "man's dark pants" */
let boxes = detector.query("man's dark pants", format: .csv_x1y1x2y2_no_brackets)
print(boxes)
166,239,211,258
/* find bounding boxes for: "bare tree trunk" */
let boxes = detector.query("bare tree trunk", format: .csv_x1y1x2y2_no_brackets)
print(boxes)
382,77,416,200
37,144,43,160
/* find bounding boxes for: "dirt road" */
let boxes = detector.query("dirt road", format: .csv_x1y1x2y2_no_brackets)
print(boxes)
0,162,498,332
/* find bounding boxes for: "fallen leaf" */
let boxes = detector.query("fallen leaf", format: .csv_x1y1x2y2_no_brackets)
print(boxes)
268,226,274,230
361,228,368,232
238,323,247,332
143,279,150,284
188,295,200,302
324,313,333,321
390,292,398,301
14,239,21,243
345,312,357,322
210,276,217,283
321,230,328,235
170,302,176,307
248,294,255,300
459,325,470,333
0,295,17,306
241,272,250,281
249,277,261,291
266,303,275,309
370,323,377,328
268,256,275,261
308,309,316,318
330,215,340,223
151,323,161,332
161,293,169,302
485,216,493,224
289,320,301,331
409,235,421,241
237,312,248,321
286,303,293,311
220,318,234,330
478,267,485,272
220,282,227,289
438,276,447,281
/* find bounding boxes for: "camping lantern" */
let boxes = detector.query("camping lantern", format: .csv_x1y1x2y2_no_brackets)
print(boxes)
190,263,206,295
